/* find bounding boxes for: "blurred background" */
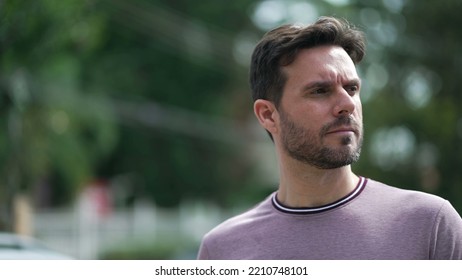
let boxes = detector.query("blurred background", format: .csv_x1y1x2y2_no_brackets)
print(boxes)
1,0,461,259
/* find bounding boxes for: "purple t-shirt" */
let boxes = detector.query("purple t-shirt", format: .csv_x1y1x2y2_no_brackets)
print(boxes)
198,177,462,259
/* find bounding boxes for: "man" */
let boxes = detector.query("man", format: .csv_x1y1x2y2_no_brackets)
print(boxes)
197,16,462,259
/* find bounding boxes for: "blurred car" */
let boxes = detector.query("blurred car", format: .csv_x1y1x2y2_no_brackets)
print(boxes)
0,232,72,259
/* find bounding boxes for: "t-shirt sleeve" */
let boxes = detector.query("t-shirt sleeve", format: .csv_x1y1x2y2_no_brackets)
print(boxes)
431,200,462,260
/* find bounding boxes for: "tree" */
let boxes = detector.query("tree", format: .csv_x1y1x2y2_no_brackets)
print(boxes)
1,0,121,230
0,0,263,231
1,0,461,234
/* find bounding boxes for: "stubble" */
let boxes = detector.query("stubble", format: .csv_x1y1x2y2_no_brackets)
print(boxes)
280,110,363,169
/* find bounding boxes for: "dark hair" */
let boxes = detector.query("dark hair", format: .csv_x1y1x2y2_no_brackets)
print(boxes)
249,16,366,107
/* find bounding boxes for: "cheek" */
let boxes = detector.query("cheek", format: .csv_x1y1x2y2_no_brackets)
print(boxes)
354,100,363,118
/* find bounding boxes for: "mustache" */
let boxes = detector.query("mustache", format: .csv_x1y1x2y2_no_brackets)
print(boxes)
320,116,361,136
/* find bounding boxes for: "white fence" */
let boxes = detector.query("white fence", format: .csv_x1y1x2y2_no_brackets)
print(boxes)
33,199,233,259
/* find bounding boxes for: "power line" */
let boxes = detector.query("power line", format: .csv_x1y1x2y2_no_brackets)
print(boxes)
111,98,259,145
105,0,236,68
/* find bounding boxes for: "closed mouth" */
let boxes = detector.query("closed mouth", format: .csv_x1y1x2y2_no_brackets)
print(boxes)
326,127,357,135
321,116,361,137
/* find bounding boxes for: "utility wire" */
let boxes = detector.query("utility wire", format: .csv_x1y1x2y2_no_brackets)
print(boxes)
105,0,237,69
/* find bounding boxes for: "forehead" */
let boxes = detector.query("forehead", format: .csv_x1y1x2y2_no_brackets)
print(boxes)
282,45,359,84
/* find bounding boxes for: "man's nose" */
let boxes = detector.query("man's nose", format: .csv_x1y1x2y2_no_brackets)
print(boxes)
333,88,356,117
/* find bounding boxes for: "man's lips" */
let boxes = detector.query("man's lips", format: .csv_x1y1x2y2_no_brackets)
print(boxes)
325,127,358,135
321,116,361,137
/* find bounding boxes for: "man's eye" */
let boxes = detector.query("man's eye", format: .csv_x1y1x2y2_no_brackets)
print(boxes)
313,88,327,94
346,85,359,94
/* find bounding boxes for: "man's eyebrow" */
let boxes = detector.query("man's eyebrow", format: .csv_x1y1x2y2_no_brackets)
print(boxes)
301,81,333,91
347,78,362,86
302,78,361,91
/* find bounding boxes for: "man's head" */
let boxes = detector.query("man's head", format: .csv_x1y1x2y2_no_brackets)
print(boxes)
251,17,365,169
249,16,365,108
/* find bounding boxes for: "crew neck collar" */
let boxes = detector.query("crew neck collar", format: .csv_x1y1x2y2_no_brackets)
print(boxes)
272,176,367,215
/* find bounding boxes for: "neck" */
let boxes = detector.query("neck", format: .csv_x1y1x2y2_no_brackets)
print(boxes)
277,159,359,208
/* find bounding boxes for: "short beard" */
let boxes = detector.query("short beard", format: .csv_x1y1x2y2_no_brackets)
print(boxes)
280,111,363,169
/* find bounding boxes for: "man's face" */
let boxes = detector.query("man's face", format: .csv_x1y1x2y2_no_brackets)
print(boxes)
277,45,363,169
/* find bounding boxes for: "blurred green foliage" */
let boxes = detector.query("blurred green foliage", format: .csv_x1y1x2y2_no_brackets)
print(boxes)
99,234,197,260
351,0,462,213
0,0,263,221
1,0,462,231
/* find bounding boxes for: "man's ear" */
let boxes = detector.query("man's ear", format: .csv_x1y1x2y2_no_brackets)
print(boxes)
254,99,278,135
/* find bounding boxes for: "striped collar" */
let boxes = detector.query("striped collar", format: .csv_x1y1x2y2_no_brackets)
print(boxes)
272,176,367,215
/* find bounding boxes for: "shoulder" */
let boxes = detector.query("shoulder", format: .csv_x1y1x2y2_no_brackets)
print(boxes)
205,193,274,236
197,194,275,259
364,178,448,212
365,180,462,237
356,178,460,229
362,179,462,259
